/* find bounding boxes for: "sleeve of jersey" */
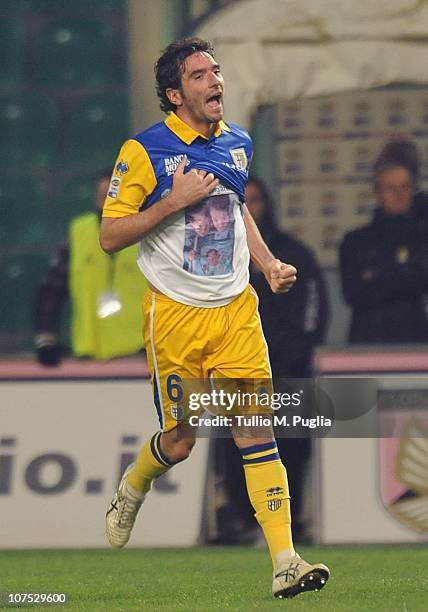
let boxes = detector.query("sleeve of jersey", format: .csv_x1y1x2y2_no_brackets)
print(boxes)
102,139,157,218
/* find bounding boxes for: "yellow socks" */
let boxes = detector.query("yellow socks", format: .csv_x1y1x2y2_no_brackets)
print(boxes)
242,441,294,565
128,435,294,566
127,431,174,495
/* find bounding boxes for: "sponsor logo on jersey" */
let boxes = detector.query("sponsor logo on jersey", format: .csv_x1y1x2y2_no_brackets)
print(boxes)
108,176,121,199
164,154,188,176
266,486,284,497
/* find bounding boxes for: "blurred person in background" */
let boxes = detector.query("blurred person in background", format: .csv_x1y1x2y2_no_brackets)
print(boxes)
376,139,428,231
215,176,329,544
339,146,428,344
34,169,147,366
246,177,329,379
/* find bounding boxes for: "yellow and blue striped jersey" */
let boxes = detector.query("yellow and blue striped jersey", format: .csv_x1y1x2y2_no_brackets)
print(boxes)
103,112,252,307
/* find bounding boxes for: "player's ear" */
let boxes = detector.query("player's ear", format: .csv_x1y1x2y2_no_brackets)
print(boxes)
166,88,183,108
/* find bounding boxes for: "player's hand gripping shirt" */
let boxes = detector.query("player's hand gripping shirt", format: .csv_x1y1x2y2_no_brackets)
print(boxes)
102,112,252,307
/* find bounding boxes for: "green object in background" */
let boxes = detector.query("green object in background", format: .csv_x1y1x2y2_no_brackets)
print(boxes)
0,93,58,167
0,253,49,352
0,0,129,356
63,94,129,169
30,18,117,87
0,176,47,246
17,0,123,10
0,17,24,87
51,176,98,237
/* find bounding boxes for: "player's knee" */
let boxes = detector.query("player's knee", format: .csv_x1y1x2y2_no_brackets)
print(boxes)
232,431,275,452
173,438,196,462
162,436,196,463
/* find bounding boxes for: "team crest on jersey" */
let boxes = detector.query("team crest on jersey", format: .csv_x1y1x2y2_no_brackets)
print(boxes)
268,499,282,512
170,405,184,421
115,160,129,175
229,147,248,170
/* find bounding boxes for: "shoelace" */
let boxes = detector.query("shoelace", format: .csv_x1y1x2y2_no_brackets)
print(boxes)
275,561,305,581
117,492,141,528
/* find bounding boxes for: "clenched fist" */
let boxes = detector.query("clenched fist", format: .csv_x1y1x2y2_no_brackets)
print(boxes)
266,258,297,293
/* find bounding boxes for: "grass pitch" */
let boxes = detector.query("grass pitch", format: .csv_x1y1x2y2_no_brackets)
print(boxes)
0,546,427,611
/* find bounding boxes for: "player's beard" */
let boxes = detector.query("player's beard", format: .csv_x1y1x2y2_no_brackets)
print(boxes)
180,90,224,127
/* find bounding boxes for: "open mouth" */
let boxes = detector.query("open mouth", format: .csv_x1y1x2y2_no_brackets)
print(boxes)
206,93,223,110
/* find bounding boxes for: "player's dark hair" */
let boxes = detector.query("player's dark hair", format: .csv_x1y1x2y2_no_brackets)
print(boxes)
155,37,216,113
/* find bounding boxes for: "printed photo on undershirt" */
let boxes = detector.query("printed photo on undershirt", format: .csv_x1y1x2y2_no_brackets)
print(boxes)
183,192,237,276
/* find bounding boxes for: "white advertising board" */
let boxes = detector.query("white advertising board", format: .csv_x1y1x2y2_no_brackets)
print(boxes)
315,438,423,544
314,375,428,544
0,381,208,549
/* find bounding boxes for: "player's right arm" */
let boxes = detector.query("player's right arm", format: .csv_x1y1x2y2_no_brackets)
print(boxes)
100,146,218,254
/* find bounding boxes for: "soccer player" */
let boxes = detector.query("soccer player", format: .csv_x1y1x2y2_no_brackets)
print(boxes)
100,37,330,599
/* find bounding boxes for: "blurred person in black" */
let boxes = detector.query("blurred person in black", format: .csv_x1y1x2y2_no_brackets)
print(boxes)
375,139,428,232
215,176,329,544
34,170,147,366
246,177,329,379
339,148,428,344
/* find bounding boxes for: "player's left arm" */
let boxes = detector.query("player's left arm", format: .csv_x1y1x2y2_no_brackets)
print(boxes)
243,204,297,294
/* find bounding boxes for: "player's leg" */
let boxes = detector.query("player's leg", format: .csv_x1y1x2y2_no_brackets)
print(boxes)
106,423,196,548
231,423,328,598
106,289,201,548
231,422,295,561
210,285,330,597
208,286,295,558
126,423,197,495
128,289,204,487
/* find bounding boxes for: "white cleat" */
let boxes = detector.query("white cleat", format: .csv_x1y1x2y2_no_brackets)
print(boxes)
106,463,145,548
272,553,330,599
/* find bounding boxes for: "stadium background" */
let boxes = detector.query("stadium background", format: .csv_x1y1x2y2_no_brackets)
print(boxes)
1,1,428,609
3,0,428,350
